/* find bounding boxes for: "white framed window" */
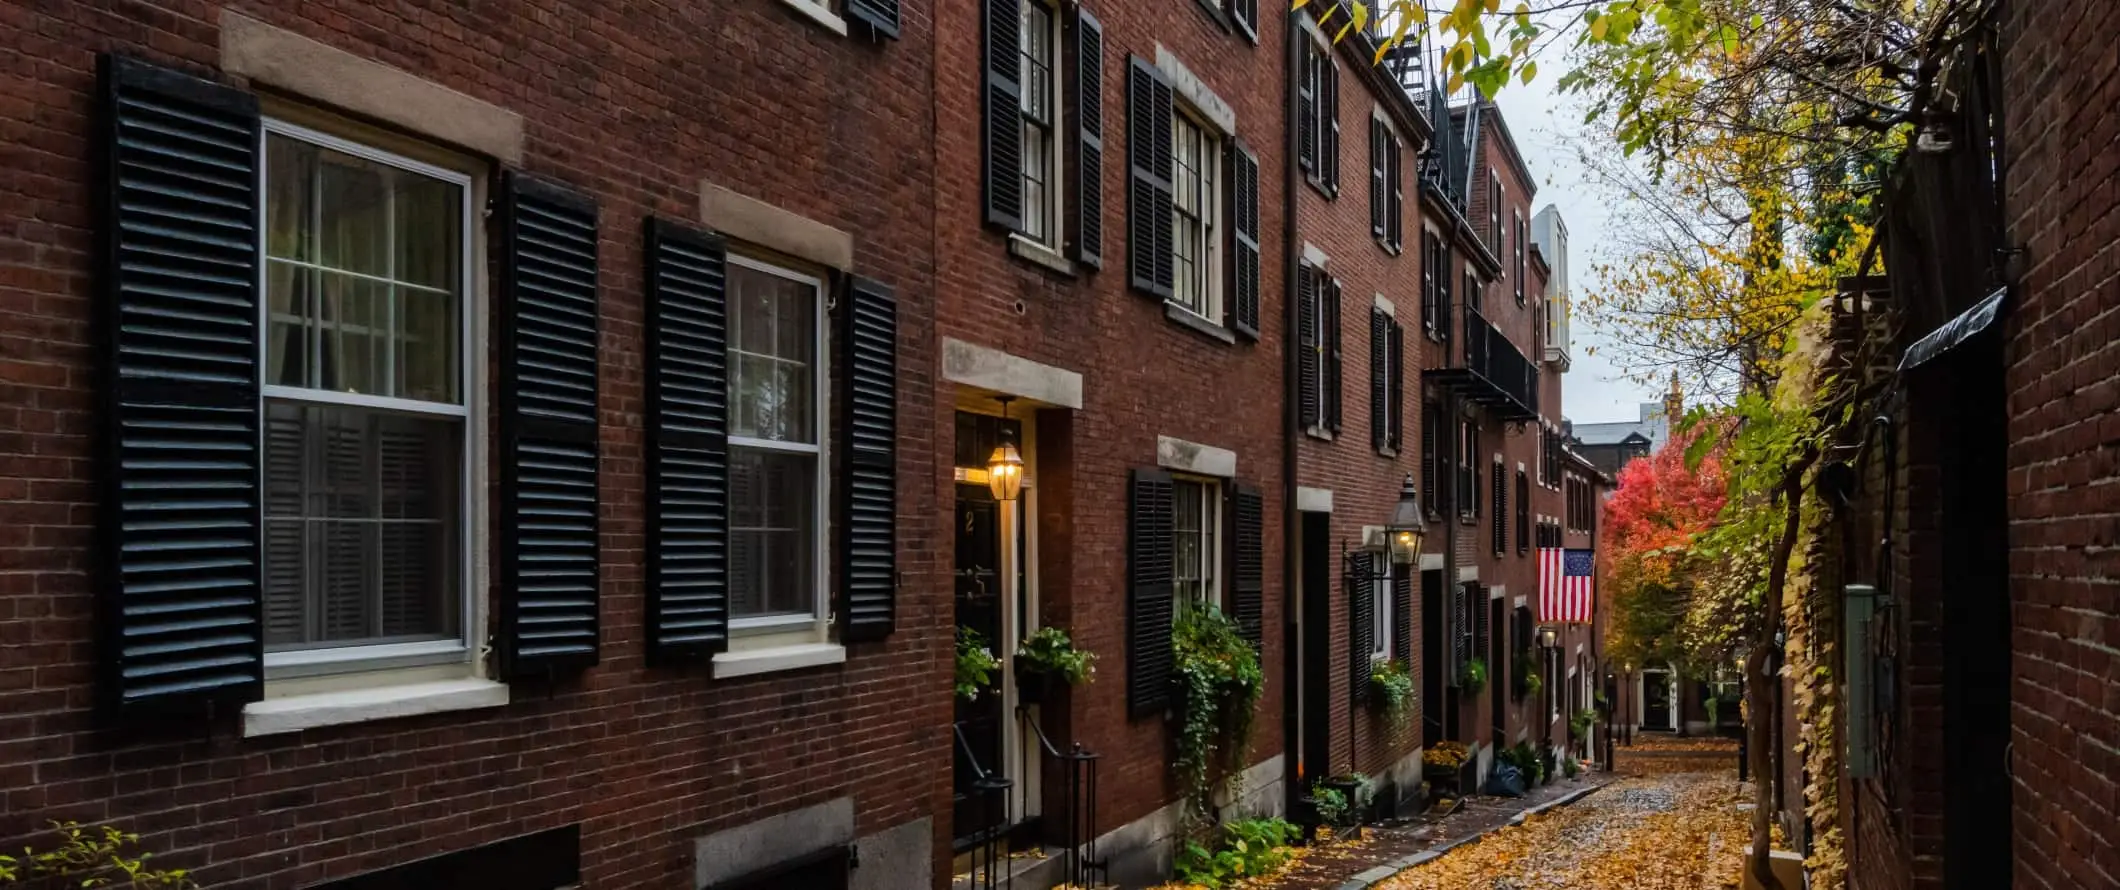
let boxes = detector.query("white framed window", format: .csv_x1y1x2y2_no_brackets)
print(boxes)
1371,553,1392,661
726,255,831,633
1019,0,1063,247
1172,477,1222,608
1170,111,1221,321
259,120,476,677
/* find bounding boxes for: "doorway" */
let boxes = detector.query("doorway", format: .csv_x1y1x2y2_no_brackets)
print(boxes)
1420,570,1445,747
1489,597,1506,745
1640,668,1676,731
1294,511,1334,792
951,410,1037,849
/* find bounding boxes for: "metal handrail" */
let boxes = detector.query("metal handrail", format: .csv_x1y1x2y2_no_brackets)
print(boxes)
1017,708,1104,888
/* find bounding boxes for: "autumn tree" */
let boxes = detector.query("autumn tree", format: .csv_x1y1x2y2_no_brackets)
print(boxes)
1598,427,1728,676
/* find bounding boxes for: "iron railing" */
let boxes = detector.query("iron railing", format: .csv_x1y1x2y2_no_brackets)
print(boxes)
1021,709,1104,888
953,722,1014,890
1459,305,1539,419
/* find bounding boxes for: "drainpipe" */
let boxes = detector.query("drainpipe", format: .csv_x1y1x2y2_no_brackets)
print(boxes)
1279,13,1305,813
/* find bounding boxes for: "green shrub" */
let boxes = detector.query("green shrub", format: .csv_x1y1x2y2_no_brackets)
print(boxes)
1173,819,1301,888
1171,605,1265,833
1017,626,1096,685
1369,659,1416,729
1308,782,1350,827
0,821,193,888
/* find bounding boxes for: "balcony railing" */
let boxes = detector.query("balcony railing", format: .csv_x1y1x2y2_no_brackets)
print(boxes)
1429,305,1539,422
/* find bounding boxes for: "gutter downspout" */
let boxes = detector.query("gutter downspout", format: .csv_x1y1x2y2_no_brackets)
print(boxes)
1279,13,1305,815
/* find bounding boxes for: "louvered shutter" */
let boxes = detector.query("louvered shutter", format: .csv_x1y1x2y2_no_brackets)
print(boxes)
1440,243,1455,343
498,173,602,680
1492,461,1506,554
1324,280,1344,434
644,219,729,661
1421,234,1436,334
1229,142,1261,339
1517,470,1531,554
1297,46,1316,176
1369,308,1388,451
1472,585,1489,665
1296,267,1321,429
1349,563,1374,704
1450,581,1470,678
846,0,901,38
1421,402,1439,516
1126,58,1175,298
96,55,265,716
1070,8,1104,268
983,0,1024,231
1389,321,1405,451
1369,118,1386,238
1324,60,1341,196
1229,0,1258,41
1388,135,1404,250
1393,571,1414,664
1230,485,1264,650
1128,468,1176,718
840,277,900,641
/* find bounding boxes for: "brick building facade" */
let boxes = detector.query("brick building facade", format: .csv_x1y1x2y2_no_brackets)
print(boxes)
0,2,1613,888
0,1,948,888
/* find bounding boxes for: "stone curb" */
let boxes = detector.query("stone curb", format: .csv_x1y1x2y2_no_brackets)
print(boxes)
1330,781,1612,890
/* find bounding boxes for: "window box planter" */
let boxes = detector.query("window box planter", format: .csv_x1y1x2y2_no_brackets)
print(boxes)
1013,656,1067,706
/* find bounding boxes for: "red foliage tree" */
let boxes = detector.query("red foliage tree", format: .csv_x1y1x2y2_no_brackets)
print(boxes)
1602,429,1728,558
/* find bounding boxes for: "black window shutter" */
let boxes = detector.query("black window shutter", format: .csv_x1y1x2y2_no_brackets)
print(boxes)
644,219,730,662
1128,468,1176,718
1421,234,1436,334
1393,571,1414,664
96,55,266,716
1450,581,1470,678
1070,8,1105,268
1369,118,1386,238
498,172,603,680
1389,321,1405,451
1421,402,1439,516
1126,58,1175,299
1324,280,1344,434
1492,461,1506,555
1441,243,1455,343
1389,135,1404,250
1230,485,1265,649
983,0,1024,231
1349,564,1374,703
1297,47,1316,175
1517,470,1531,554
1297,267,1320,429
1229,0,1258,42
841,277,901,642
1230,141,1261,339
1369,307,1388,451
846,0,901,38
1324,60,1341,196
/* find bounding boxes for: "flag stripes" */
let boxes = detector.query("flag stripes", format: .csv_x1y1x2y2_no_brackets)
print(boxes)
1538,547,1594,624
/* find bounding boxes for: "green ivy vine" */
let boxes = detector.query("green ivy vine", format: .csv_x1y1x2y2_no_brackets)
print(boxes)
1171,604,1265,835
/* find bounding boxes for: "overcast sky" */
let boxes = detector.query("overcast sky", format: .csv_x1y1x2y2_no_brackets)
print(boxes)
1490,48,1663,427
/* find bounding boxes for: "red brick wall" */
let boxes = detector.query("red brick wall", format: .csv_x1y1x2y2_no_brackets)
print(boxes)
0,2,949,887
1458,111,1551,752
930,0,1290,839
2002,0,2120,884
1288,27,1426,786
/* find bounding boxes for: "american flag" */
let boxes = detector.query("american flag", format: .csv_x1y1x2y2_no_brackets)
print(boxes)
1539,548,1594,624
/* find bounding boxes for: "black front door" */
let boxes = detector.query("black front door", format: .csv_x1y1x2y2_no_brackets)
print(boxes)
1643,671,1674,730
1296,512,1334,789
953,482,1007,846
1421,569,1445,746
1490,598,1506,745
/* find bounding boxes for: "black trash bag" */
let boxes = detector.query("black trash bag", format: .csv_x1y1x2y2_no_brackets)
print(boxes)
1485,763,1527,798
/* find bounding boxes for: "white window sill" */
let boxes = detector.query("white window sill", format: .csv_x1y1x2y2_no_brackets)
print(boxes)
713,641,847,679
778,0,848,35
1008,233,1075,276
1164,303,1237,344
241,677,509,738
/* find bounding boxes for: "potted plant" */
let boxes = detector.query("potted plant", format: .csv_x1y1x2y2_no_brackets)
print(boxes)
1369,658,1415,731
1458,657,1487,694
1422,741,1473,797
1515,650,1543,701
954,627,1002,702
1015,626,1095,705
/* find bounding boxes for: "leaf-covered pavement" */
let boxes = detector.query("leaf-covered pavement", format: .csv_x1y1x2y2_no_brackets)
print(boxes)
1376,759,1748,890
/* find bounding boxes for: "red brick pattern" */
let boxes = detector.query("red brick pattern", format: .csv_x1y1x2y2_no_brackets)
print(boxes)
2002,0,2120,885
0,2,947,888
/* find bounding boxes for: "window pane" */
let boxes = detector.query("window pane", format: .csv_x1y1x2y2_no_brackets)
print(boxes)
730,446,817,620
263,402,461,649
728,263,818,444
265,131,464,405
